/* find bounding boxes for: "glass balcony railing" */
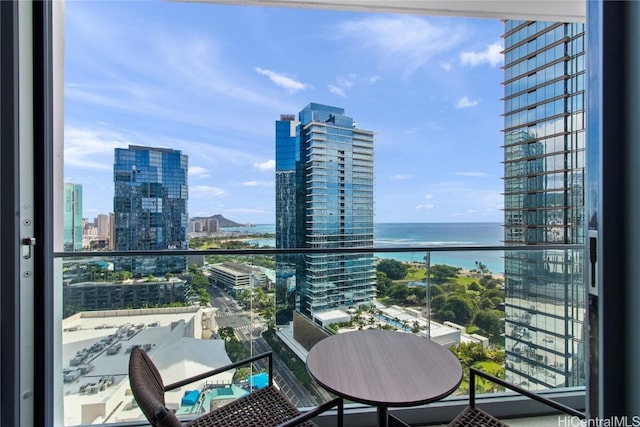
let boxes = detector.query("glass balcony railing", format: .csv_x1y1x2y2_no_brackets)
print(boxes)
55,244,585,426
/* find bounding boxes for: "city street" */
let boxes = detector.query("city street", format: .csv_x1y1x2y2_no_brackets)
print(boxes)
207,284,322,407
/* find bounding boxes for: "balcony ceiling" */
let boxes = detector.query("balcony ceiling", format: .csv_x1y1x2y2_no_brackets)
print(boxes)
185,0,585,22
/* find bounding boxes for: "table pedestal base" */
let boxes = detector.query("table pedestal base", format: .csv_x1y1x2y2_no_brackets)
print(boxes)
377,406,388,427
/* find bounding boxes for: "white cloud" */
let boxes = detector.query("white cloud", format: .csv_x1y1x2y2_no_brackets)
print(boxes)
338,75,355,89
242,180,274,187
416,204,435,210
159,39,287,109
439,62,453,71
460,42,503,67
64,126,130,171
453,172,489,177
455,96,479,109
254,160,275,172
189,185,226,198
328,84,347,97
337,16,469,77
392,174,412,180
63,14,287,117
328,74,363,97
189,166,209,178
255,67,309,93
424,194,433,200
368,76,381,84
467,209,478,213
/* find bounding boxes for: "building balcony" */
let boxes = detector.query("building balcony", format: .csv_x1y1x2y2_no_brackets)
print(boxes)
5,0,639,425
56,244,586,426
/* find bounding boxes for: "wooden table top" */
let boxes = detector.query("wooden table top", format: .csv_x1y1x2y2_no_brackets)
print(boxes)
306,329,463,407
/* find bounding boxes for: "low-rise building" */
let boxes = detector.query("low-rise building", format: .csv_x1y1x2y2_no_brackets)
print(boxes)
63,279,186,314
62,307,231,426
208,263,266,295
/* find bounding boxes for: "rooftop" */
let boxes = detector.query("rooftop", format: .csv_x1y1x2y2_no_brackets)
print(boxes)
61,307,234,426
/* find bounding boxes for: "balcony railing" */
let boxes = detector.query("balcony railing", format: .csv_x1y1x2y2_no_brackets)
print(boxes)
55,244,585,427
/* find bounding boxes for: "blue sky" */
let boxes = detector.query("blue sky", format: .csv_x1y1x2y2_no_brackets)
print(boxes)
64,1,506,224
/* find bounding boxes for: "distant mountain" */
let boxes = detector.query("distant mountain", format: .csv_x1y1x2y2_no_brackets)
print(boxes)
189,214,244,228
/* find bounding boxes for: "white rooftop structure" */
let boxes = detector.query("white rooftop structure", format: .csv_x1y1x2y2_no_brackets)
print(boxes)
62,307,233,426
312,309,351,327
377,305,462,347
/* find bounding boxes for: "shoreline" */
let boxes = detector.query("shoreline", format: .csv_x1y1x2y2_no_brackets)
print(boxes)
402,261,504,280
459,268,504,280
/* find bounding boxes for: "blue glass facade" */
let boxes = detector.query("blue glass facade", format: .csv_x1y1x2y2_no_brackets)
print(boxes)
63,182,83,251
275,104,375,320
275,115,301,324
113,145,188,275
503,21,586,389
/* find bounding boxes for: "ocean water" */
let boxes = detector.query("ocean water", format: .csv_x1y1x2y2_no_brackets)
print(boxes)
227,222,505,275
374,222,504,274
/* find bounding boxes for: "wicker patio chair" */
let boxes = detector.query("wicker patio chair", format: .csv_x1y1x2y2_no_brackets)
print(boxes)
129,347,343,427
448,367,586,427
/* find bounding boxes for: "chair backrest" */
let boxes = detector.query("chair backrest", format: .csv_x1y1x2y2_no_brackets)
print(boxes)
128,347,182,427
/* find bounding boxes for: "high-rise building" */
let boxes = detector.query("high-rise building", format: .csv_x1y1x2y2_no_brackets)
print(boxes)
63,182,83,251
96,214,110,239
113,145,188,276
275,103,376,322
502,21,586,389
108,212,116,250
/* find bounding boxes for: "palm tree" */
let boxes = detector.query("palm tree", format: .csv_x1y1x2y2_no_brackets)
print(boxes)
411,321,421,334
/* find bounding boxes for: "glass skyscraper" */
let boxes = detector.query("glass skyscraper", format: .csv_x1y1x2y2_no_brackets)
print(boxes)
63,182,83,251
275,103,376,321
113,145,188,276
503,21,586,389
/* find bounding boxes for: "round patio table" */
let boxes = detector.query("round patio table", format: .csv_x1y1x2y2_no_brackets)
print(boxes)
306,329,463,427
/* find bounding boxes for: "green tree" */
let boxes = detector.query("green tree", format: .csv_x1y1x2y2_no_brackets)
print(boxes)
480,275,503,289
428,284,444,299
376,259,408,280
389,284,410,302
481,288,505,309
473,310,503,337
473,261,490,275
375,271,393,295
431,294,447,312
430,264,461,283
478,297,497,310
439,310,456,322
192,274,209,288
442,282,467,294
225,339,250,362
411,321,421,334
232,366,252,382
468,281,483,292
450,342,490,367
218,326,236,341
445,294,477,324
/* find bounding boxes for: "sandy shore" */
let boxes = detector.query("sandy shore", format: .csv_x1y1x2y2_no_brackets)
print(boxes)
403,261,504,280
459,268,504,280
